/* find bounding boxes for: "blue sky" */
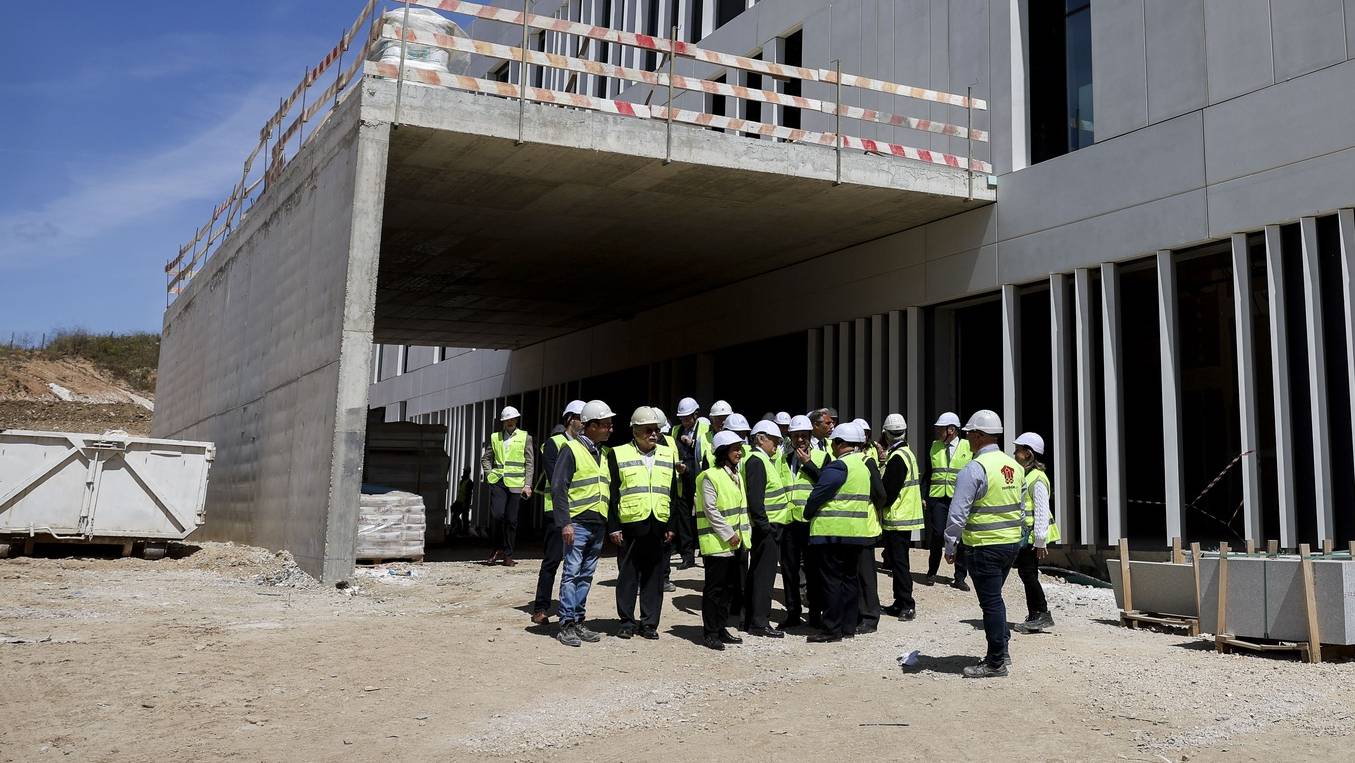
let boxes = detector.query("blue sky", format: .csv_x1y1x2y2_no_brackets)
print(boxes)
0,1,470,340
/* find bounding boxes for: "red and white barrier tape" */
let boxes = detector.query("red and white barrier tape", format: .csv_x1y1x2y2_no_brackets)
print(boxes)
369,62,651,117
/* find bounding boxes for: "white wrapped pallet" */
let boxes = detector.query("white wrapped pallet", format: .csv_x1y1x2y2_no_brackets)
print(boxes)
367,8,471,74
356,485,426,561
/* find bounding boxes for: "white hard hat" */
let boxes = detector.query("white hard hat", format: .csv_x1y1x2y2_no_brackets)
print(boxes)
882,413,907,433
963,409,1003,435
709,400,733,417
774,411,792,426
676,397,699,417
829,422,866,444
500,406,521,421
934,412,961,428
751,420,782,440
653,407,669,427
711,430,742,450
724,413,751,432
580,400,615,423
851,417,871,431
630,406,662,427
1014,431,1046,455
562,399,585,417
788,415,812,433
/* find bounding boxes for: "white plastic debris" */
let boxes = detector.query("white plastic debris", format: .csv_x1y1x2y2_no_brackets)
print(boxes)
897,649,920,668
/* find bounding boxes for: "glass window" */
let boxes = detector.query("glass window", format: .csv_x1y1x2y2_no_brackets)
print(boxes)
1065,1,1094,151
1030,0,1094,163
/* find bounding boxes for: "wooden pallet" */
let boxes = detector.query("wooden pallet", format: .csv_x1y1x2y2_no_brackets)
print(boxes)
1214,633,1311,661
356,556,424,565
1120,610,1200,636
1214,542,1324,663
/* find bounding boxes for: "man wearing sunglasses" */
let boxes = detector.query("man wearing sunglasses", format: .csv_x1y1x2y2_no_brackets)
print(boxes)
606,407,679,640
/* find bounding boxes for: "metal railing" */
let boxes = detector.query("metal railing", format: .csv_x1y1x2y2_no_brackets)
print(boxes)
166,0,991,301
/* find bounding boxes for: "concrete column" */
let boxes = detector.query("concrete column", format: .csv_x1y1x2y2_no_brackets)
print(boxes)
1101,263,1126,543
1074,268,1100,545
822,323,836,407
806,328,822,412
1230,233,1263,543
1265,226,1298,546
1340,210,1355,529
838,320,851,417
1049,274,1072,541
1299,216,1335,542
1156,250,1186,544
906,307,924,454
1001,284,1021,451
854,317,868,422
871,314,884,430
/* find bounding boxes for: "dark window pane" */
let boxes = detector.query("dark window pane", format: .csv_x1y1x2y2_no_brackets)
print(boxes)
1066,6,1094,150
717,0,744,29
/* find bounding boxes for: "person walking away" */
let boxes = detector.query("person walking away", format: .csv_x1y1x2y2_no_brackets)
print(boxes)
741,420,792,638
551,400,616,647
803,422,886,643
926,412,972,589
944,410,1026,678
606,407,678,640
781,415,825,628
530,400,584,624
879,414,922,621
481,406,534,566
1012,431,1058,634
672,397,707,570
696,431,752,650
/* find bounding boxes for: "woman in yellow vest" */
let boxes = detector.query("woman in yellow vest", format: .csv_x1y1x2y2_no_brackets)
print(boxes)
480,405,534,567
696,430,752,651
605,407,679,640
1012,432,1059,634
803,422,884,643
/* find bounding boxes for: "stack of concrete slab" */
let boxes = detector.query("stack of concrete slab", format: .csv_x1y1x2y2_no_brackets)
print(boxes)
1197,556,1355,645
1107,560,1198,617
356,486,426,561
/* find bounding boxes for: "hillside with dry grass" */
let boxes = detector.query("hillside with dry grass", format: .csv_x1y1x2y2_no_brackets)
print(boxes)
0,331,159,435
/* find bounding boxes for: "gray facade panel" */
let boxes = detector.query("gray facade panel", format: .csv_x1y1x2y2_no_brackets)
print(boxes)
1145,0,1208,122
1091,0,1149,140
1271,0,1347,81
1206,145,1355,235
1204,0,1275,103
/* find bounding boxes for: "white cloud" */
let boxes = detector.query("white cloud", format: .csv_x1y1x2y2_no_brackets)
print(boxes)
0,82,288,269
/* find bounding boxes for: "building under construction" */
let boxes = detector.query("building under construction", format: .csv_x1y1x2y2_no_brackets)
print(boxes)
155,0,1355,581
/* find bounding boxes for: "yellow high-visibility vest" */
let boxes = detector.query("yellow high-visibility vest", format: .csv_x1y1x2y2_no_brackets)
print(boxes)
962,450,1026,547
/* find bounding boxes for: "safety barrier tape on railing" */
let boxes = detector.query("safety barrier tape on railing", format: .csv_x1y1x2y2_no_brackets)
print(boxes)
383,24,988,142
263,0,377,140
368,62,992,174
409,0,986,110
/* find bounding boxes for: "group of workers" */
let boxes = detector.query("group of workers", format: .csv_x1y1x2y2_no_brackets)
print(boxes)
478,397,1059,677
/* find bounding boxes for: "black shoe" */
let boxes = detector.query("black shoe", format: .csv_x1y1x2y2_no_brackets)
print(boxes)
1013,611,1055,634
747,626,785,639
718,629,743,644
899,608,916,622
950,579,971,592
922,574,937,586
557,623,581,648
962,662,1008,678
780,616,804,629
703,636,725,651
854,623,877,636
882,603,903,617
663,580,677,593
639,627,659,640
677,558,697,570
616,625,634,639
807,632,842,643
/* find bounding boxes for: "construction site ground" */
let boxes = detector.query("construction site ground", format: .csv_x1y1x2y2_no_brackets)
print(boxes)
1,542,1352,762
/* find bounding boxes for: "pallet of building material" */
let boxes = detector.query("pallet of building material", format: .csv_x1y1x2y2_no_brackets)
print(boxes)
1207,543,1332,663
1108,538,1202,635
356,485,426,562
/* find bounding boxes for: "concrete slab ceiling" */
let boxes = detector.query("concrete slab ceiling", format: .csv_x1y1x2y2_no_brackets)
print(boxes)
364,79,993,348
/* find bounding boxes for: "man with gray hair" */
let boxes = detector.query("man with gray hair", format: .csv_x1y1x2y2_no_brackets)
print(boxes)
808,407,837,453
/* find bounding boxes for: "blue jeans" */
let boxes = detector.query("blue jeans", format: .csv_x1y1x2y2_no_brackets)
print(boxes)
966,542,1021,667
558,521,605,624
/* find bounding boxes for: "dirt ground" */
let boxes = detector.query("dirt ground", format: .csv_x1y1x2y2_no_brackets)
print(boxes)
1,541,1352,762
0,401,153,436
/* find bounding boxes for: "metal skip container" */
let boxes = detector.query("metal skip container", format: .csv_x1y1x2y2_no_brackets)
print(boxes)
0,429,214,558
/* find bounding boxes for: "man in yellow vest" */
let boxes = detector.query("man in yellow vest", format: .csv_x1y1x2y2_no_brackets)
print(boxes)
480,405,534,567
926,411,971,589
1012,431,1058,634
672,397,707,570
803,421,886,643
741,420,793,638
944,410,1026,678
808,408,837,453
697,430,752,650
530,400,584,625
550,400,616,648
879,413,922,621
605,407,678,640
782,415,824,629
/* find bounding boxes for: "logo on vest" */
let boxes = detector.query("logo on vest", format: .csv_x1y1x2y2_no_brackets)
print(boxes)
1001,465,1015,484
